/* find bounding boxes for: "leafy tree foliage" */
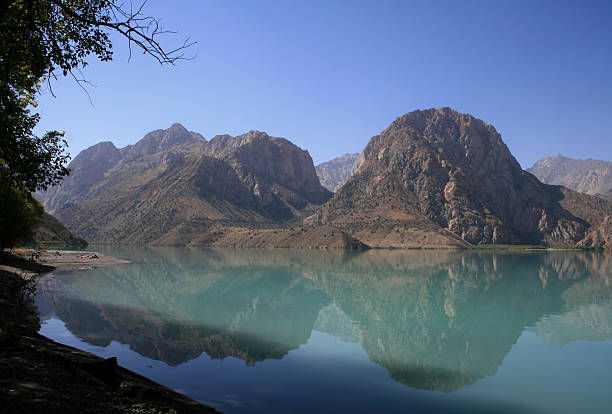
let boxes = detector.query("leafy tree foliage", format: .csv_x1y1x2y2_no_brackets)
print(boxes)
1,0,114,191
0,0,190,247
0,183,44,251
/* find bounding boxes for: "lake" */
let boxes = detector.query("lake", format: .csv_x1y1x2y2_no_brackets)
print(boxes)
35,247,612,413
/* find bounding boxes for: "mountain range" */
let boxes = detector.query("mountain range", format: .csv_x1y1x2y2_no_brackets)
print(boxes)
528,154,612,201
37,108,612,249
37,125,346,245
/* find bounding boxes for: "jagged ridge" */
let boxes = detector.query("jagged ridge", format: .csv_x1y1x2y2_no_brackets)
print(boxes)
38,124,333,244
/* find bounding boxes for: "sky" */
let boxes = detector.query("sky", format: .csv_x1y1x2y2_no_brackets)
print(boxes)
34,0,612,167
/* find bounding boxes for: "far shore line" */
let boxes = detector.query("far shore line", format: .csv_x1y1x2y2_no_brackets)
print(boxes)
13,242,609,256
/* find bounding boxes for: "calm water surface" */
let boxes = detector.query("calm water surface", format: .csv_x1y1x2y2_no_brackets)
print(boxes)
35,247,612,413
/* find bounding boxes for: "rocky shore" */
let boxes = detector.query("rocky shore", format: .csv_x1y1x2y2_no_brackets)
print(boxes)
0,250,219,414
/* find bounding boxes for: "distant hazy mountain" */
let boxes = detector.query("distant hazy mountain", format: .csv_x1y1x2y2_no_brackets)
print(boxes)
38,124,333,244
307,108,612,248
527,154,612,201
315,153,360,192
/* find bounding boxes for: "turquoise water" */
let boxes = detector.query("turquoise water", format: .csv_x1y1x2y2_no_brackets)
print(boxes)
35,248,612,413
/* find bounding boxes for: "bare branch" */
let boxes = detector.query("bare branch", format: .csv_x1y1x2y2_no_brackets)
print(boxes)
50,0,196,66
46,68,57,98
69,68,96,106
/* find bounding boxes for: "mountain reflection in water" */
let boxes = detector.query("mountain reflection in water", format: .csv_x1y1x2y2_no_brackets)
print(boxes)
36,248,612,410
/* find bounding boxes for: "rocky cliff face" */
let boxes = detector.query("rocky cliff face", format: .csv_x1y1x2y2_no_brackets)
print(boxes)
307,108,612,247
528,154,612,201
578,216,612,249
37,141,123,214
41,124,332,244
315,153,360,192
205,131,332,214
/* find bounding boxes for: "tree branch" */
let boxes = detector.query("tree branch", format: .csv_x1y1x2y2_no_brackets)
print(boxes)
50,0,195,66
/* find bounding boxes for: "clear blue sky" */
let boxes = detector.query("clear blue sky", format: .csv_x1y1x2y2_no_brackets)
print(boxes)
35,0,612,167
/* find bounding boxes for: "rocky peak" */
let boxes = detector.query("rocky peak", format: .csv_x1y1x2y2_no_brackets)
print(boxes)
122,123,206,159
310,108,611,247
242,130,270,141
205,131,277,158
68,141,123,178
206,130,332,208
530,154,567,170
356,108,520,177
75,141,121,162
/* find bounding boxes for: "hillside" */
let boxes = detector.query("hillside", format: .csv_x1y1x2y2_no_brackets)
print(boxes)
528,154,612,201
29,213,87,248
306,108,612,248
315,153,360,192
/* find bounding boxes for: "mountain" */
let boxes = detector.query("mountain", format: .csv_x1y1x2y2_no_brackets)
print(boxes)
306,108,612,248
38,124,204,214
315,153,360,192
527,154,612,201
203,131,332,214
38,124,333,245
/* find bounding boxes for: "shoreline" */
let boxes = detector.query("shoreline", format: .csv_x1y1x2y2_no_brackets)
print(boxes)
83,242,607,252
0,249,219,414
6,248,132,271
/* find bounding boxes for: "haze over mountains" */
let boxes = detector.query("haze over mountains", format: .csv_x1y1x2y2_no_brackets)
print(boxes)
528,155,612,201
37,108,612,249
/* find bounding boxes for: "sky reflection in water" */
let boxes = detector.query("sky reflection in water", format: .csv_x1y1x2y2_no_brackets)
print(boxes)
36,247,612,413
